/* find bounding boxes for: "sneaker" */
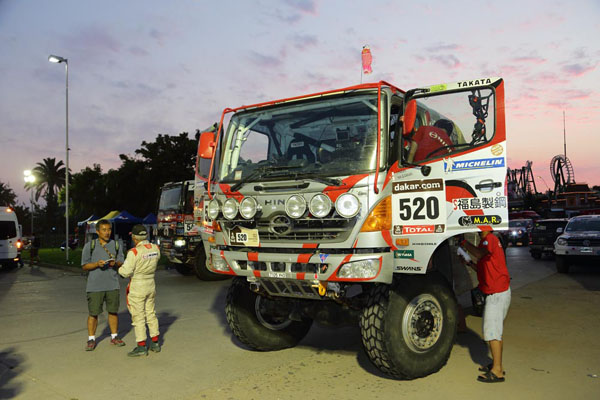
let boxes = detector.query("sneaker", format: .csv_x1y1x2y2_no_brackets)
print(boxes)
149,341,161,353
110,337,126,347
86,339,96,351
127,345,148,357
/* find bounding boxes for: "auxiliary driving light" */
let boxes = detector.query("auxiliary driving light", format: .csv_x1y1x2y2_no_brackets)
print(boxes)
309,194,332,218
174,239,186,247
240,197,258,219
222,198,239,220
285,195,307,218
208,199,220,220
335,193,360,218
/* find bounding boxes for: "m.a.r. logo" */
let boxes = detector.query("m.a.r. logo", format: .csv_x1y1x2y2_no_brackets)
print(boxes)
458,215,502,226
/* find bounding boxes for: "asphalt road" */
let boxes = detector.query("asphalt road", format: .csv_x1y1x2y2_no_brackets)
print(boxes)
1,247,599,400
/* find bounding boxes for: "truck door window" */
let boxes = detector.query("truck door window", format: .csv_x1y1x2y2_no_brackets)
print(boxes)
405,88,495,163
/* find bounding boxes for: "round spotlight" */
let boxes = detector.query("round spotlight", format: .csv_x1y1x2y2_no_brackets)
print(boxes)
309,194,332,218
335,193,360,218
240,197,258,219
222,198,239,220
285,195,307,219
207,199,220,220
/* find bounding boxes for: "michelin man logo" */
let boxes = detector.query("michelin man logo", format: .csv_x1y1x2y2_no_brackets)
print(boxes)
444,157,455,173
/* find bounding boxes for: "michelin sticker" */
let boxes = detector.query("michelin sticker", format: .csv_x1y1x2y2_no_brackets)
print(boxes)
445,157,504,173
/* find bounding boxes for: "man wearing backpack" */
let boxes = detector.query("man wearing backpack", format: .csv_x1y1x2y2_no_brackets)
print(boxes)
81,219,126,351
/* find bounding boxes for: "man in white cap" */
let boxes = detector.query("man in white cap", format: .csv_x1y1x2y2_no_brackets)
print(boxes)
118,224,161,357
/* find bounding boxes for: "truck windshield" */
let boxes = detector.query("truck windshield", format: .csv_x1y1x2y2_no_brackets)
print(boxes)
566,218,600,232
159,186,182,210
218,92,381,183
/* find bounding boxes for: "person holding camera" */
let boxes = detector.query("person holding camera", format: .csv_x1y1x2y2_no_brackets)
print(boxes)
81,219,125,351
118,224,161,357
458,230,510,383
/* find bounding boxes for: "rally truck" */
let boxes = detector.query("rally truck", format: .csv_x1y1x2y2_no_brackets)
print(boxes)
196,78,508,378
157,180,224,280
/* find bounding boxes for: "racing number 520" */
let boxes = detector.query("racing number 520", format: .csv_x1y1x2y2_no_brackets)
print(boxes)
398,197,439,221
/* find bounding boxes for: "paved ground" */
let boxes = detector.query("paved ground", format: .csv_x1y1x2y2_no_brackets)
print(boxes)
1,247,599,400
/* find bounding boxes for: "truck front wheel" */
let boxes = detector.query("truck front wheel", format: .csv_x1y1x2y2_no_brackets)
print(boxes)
360,273,458,379
226,278,312,351
193,244,229,281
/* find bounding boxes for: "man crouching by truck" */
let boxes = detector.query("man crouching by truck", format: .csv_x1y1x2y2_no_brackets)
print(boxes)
118,224,161,357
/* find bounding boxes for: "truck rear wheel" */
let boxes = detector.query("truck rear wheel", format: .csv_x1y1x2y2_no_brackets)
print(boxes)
360,273,458,379
193,245,229,281
226,278,312,351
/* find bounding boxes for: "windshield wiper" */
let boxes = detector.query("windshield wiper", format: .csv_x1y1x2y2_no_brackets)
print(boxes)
288,173,342,187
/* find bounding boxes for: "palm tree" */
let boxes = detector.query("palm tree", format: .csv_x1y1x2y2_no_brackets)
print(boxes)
31,157,66,205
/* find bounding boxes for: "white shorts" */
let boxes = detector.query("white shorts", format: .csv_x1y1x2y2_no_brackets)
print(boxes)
482,287,511,341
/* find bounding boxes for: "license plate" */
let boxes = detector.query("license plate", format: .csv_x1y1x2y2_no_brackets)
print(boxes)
581,247,593,253
543,246,553,251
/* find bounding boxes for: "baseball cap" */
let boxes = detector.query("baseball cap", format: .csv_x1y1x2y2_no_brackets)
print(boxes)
131,224,148,236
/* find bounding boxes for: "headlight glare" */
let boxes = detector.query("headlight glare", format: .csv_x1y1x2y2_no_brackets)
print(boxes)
309,194,332,218
240,197,258,219
222,198,239,220
285,195,307,218
556,237,567,246
335,193,360,218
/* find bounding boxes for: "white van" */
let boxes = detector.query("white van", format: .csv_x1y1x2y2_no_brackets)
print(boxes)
0,206,21,268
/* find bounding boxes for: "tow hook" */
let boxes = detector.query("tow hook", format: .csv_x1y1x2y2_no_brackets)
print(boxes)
249,282,261,293
317,281,328,296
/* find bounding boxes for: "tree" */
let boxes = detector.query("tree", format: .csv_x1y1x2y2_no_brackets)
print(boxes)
0,182,17,206
29,158,66,232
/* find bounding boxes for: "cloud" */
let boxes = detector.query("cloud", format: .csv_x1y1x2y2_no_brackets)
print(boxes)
561,63,596,76
150,28,167,46
563,89,592,100
247,51,284,68
425,43,462,53
289,33,318,50
284,0,317,15
129,46,149,56
65,26,121,54
511,55,546,64
430,54,461,69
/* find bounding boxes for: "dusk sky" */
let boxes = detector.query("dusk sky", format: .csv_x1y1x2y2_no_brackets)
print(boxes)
1,0,599,206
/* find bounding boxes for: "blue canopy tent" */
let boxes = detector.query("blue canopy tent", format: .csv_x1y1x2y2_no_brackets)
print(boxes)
77,214,99,227
109,211,143,248
142,213,157,242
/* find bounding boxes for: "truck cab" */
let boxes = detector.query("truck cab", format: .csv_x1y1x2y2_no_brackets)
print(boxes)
197,78,507,378
0,207,21,269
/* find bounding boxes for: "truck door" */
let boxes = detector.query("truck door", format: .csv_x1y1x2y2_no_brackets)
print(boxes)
392,78,507,272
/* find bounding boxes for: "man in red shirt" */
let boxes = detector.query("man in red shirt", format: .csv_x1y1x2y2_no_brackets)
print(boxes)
407,125,453,163
460,231,511,383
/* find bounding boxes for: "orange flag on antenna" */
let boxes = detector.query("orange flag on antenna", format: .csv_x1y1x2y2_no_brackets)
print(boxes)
362,45,372,74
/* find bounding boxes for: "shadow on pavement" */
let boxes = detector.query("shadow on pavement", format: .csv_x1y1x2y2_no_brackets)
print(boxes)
564,267,600,291
98,311,134,343
455,328,491,368
157,311,178,344
0,347,25,400
0,266,19,304
210,285,230,332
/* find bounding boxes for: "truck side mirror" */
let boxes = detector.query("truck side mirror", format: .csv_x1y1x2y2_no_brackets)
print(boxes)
556,227,563,233
198,132,216,159
403,99,417,136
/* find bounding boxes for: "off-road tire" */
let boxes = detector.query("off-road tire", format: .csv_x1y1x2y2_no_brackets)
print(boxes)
226,277,312,351
193,244,229,281
531,251,542,260
556,256,570,274
360,273,458,379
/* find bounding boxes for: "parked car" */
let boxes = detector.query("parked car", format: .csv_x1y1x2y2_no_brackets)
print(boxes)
554,215,600,273
529,218,569,259
507,218,534,246
60,237,79,251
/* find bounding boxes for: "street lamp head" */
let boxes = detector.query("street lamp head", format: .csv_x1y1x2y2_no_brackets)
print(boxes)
48,54,67,63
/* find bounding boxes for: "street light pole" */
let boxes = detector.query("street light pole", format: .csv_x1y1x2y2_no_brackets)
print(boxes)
24,170,36,235
49,54,70,263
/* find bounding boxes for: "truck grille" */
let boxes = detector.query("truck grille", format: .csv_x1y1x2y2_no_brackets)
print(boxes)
566,238,600,246
261,279,322,299
233,260,329,274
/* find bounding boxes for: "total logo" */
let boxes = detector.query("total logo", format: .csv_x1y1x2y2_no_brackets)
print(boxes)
394,224,445,235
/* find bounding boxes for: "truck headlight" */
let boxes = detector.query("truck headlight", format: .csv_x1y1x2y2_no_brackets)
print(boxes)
174,239,186,247
309,194,332,218
286,195,307,218
556,237,567,246
335,193,360,218
211,255,231,272
240,197,258,219
337,259,379,279
208,200,220,220
222,198,239,220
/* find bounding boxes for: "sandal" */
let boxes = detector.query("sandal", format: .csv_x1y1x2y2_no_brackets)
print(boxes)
478,363,506,375
477,370,505,383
